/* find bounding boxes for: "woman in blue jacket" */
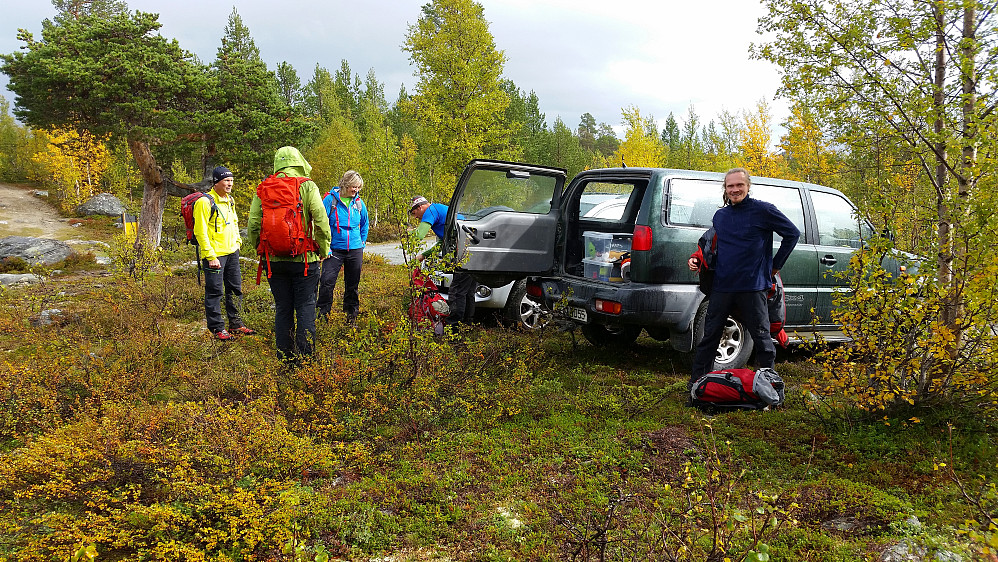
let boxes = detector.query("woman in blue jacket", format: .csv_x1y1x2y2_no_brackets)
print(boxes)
317,170,369,323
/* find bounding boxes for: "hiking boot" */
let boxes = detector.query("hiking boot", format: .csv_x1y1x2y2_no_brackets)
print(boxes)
232,326,256,335
214,329,233,341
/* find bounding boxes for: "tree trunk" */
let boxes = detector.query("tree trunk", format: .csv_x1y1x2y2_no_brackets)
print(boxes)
933,3,951,318
128,138,166,248
201,140,217,185
947,3,977,351
927,3,950,397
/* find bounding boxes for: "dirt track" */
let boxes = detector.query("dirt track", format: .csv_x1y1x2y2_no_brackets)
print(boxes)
0,183,82,240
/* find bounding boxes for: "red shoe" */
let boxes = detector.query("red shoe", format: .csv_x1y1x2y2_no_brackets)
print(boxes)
214,330,233,341
232,326,256,335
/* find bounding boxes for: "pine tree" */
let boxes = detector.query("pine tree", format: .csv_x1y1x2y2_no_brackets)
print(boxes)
51,0,127,23
303,64,336,123
578,113,597,153
275,62,303,109
2,11,207,245
205,8,307,178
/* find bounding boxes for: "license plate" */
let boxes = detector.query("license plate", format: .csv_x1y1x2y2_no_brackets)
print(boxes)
569,306,588,323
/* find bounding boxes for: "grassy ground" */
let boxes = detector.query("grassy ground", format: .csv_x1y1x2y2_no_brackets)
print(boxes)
0,235,995,561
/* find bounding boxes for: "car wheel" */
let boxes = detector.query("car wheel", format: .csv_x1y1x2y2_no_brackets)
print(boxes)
503,279,549,329
580,323,641,347
693,300,753,370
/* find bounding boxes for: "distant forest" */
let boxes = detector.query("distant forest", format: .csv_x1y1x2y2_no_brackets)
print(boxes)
2,0,995,260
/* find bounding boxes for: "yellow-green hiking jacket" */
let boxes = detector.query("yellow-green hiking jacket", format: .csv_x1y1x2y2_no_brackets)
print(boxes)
193,187,242,260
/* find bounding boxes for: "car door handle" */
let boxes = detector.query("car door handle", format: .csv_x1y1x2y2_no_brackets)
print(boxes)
820,255,837,266
461,224,481,244
483,231,496,240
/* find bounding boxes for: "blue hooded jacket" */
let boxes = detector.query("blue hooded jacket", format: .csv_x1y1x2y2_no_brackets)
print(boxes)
323,188,369,251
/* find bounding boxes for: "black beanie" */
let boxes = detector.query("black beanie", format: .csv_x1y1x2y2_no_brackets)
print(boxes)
212,166,233,184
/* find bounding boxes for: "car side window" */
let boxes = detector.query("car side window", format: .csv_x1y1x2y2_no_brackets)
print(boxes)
811,191,873,248
457,168,559,218
749,184,807,242
667,179,723,227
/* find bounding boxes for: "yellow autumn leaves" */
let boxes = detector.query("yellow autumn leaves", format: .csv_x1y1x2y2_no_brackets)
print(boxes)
30,127,110,212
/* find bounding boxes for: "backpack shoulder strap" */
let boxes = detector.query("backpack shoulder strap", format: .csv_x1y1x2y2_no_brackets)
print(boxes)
203,193,221,230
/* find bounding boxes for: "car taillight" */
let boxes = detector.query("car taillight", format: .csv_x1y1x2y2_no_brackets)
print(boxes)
526,282,543,298
632,225,652,251
595,299,622,315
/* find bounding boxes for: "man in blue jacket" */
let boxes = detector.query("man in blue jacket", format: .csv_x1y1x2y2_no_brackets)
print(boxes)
687,168,800,386
409,196,476,326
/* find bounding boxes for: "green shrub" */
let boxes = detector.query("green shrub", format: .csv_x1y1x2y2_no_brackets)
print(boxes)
0,256,29,273
806,239,998,420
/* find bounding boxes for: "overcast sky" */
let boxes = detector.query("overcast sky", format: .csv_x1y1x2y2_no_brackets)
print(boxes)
1,0,787,137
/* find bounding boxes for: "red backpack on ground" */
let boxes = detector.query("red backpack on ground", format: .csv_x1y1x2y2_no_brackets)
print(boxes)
689,368,786,413
409,268,450,335
180,191,218,285
255,172,318,282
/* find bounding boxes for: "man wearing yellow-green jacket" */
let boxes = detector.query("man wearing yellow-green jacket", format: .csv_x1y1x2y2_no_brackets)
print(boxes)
194,166,254,341
247,147,331,365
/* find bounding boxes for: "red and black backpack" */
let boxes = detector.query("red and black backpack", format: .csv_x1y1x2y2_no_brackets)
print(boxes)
408,268,449,335
689,368,785,413
180,191,218,285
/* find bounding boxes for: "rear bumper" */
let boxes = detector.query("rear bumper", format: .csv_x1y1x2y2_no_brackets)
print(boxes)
533,277,704,352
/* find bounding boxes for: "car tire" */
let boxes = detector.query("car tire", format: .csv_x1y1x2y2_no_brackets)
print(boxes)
580,323,641,347
693,300,753,370
503,279,549,330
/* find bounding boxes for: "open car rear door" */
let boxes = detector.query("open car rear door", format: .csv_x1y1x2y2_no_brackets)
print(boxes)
444,160,566,288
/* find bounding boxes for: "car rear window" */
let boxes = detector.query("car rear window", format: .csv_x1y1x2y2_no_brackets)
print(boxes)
575,181,637,223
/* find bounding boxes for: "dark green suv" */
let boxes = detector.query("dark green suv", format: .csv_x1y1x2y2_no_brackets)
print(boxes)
442,160,904,369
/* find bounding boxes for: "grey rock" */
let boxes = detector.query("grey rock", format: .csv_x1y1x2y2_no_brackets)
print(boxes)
0,236,74,265
65,239,110,249
30,308,80,328
32,190,48,197
0,273,43,286
30,308,63,327
882,541,926,562
821,516,867,533
76,193,126,217
881,540,964,562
